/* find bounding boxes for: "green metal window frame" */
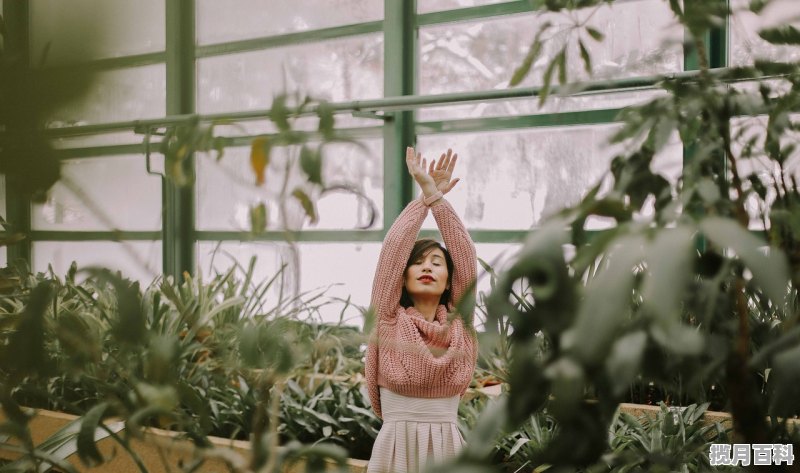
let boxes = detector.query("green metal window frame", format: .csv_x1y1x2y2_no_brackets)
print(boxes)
5,0,732,279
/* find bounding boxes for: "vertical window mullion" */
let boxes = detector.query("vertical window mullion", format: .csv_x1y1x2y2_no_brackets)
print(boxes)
3,0,32,267
163,0,196,279
382,0,417,230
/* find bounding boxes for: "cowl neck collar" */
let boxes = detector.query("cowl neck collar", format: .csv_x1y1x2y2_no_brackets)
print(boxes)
405,304,448,325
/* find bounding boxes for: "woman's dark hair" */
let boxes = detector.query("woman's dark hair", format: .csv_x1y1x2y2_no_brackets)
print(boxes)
399,238,455,309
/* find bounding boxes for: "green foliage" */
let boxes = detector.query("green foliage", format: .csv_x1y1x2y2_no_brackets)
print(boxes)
479,0,800,470
588,403,740,473
0,261,366,471
278,379,380,461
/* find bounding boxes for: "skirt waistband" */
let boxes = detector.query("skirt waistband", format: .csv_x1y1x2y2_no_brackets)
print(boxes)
379,388,459,423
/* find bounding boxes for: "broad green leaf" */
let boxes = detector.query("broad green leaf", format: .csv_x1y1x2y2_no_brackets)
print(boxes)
317,101,335,139
300,146,323,185
465,397,507,459
538,49,563,106
269,94,291,132
605,330,648,397
292,188,318,224
759,25,800,45
3,281,52,378
510,37,543,87
77,402,109,467
250,203,267,234
578,39,592,75
563,234,646,364
641,226,695,324
650,323,703,356
767,344,800,418
585,26,605,42
700,217,790,306
556,49,567,85
696,178,721,203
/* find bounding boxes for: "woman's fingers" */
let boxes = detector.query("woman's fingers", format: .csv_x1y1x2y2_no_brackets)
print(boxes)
447,153,458,174
429,157,436,174
444,178,460,194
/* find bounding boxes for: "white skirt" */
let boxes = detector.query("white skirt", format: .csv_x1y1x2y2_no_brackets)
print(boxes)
367,388,465,473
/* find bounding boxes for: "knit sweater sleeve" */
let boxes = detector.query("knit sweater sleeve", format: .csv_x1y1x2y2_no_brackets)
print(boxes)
365,198,428,418
431,199,477,315
369,198,428,321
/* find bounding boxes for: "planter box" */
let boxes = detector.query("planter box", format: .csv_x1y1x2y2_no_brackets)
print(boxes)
0,408,368,473
618,402,799,434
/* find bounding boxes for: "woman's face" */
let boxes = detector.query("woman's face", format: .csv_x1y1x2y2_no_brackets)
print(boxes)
404,247,450,301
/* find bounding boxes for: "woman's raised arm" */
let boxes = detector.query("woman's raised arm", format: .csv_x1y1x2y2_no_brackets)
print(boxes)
428,150,477,312
368,147,439,320
368,198,427,321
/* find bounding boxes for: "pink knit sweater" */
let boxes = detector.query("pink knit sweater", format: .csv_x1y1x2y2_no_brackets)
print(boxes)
364,197,478,419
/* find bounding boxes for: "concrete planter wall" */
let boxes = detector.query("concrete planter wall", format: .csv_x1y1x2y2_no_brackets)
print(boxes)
0,408,368,473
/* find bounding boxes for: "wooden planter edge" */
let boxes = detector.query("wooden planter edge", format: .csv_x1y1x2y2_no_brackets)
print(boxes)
0,408,369,473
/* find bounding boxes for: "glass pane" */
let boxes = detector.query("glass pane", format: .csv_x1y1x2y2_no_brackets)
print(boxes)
729,0,800,67
196,241,381,326
0,174,5,222
472,242,522,329
418,89,666,121
197,0,383,45
196,139,383,231
419,1,682,95
296,243,381,325
32,156,162,231
418,124,682,230
197,34,384,115
51,131,146,149
0,174,5,267
418,0,508,14
32,241,162,285
31,0,165,65
731,114,800,230
44,65,166,126
197,241,289,287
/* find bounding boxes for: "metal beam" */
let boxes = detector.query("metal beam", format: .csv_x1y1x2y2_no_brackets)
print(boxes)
163,0,195,280
417,108,622,135
3,0,32,267
196,21,383,58
41,67,756,138
30,231,161,241
383,0,417,229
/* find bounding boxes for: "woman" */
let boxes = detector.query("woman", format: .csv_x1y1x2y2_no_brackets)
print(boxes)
365,146,478,473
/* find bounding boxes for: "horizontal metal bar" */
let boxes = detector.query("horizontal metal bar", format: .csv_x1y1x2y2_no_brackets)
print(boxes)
38,52,167,72
196,21,384,58
416,0,643,27
51,126,385,158
53,143,150,159
417,108,622,135
196,230,386,242
419,229,528,242
196,229,530,243
42,69,709,138
417,0,533,26
30,231,162,241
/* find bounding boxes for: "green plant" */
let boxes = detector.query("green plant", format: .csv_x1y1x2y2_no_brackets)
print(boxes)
0,261,357,472
451,0,800,471
587,403,740,473
278,378,380,461
494,410,559,473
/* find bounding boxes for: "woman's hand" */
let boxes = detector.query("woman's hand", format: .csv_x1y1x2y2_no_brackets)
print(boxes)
428,148,460,195
405,147,439,197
